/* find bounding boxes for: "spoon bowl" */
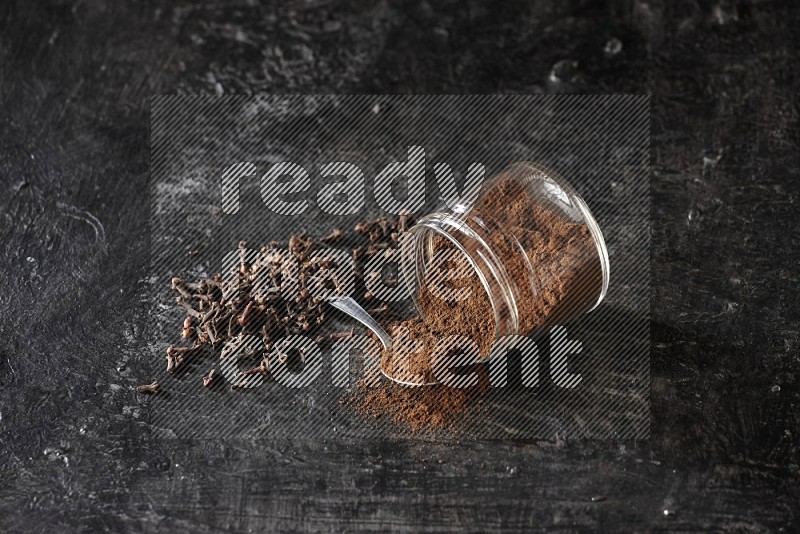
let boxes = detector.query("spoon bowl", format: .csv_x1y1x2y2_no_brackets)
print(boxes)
325,296,439,386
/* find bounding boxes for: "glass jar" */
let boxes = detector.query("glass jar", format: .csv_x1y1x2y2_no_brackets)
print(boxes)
400,162,609,344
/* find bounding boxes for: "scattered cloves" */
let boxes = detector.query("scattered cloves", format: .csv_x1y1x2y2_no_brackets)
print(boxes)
167,215,413,387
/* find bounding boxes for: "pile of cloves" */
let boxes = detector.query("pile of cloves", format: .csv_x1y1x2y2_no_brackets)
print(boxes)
141,211,415,392
353,210,412,255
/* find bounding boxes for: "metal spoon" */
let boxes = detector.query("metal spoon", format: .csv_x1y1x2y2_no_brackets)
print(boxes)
325,296,437,387
326,296,392,349
381,369,438,387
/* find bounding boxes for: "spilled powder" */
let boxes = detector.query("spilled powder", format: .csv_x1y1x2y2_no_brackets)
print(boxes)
355,383,475,433
350,174,602,432
379,234,495,385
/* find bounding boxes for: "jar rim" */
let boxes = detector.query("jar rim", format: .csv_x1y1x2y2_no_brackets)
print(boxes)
403,213,520,340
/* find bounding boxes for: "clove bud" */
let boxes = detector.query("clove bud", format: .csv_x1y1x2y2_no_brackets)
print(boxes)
136,381,160,394
182,316,195,339
320,228,344,242
202,369,217,387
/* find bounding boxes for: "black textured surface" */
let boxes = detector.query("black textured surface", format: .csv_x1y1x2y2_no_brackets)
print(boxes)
1,0,798,531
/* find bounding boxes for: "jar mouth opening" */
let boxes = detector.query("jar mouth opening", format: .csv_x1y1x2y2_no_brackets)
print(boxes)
403,215,519,341
508,162,610,311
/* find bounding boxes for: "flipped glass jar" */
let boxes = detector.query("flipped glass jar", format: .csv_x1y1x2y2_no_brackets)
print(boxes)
400,162,610,343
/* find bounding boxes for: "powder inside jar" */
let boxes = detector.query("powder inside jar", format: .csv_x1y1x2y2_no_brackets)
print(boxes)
471,175,602,335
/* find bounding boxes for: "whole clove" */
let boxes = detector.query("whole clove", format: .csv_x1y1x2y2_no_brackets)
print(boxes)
354,221,372,235
366,242,390,255
238,357,269,377
376,217,390,237
397,210,411,233
202,369,217,387
182,316,195,339
368,303,389,314
329,327,355,341
320,228,344,242
277,347,289,364
238,301,256,326
166,343,203,374
171,277,193,300
136,380,161,394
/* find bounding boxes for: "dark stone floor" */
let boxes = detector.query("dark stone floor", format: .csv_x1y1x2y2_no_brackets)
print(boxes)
1,0,798,531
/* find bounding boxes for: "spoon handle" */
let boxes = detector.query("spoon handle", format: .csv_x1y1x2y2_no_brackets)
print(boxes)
326,296,393,349
327,297,439,386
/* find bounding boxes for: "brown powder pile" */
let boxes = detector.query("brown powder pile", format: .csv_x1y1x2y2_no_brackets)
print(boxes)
355,383,475,433
351,174,602,432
